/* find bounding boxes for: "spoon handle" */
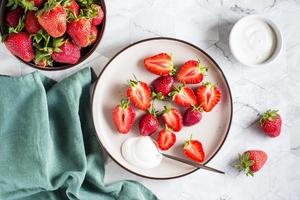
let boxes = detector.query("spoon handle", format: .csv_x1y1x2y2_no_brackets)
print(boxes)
162,153,225,175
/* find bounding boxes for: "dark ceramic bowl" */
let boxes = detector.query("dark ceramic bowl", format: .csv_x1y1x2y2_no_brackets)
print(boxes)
0,0,106,71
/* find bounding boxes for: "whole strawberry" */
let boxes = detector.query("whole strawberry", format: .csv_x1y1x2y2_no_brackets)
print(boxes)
112,99,136,134
31,0,43,7
51,41,81,64
183,106,202,126
152,75,174,99
66,0,80,16
89,25,99,44
6,7,24,27
37,3,67,38
25,11,41,34
67,18,92,47
260,110,282,137
234,150,268,176
91,4,104,26
139,110,159,136
5,32,35,62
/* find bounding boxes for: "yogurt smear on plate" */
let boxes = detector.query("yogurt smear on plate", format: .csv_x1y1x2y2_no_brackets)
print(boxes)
231,18,277,65
121,136,162,169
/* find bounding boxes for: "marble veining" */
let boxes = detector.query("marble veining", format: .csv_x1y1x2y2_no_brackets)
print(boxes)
1,0,300,199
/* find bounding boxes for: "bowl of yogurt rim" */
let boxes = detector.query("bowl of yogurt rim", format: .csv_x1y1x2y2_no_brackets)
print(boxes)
229,15,283,67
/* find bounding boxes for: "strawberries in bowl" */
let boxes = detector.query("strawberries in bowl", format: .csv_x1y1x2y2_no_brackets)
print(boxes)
0,0,105,70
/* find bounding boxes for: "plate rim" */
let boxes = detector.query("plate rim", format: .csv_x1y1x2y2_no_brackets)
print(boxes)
91,37,233,180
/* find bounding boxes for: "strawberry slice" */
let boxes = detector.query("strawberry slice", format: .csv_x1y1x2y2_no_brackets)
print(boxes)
127,79,152,110
162,106,183,132
144,53,175,76
170,85,198,107
196,82,221,112
112,99,136,134
183,135,205,162
157,128,176,151
177,60,208,84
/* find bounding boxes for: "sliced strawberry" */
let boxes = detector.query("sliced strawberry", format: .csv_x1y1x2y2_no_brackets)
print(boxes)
170,85,198,107
157,128,176,151
144,53,175,76
161,106,183,132
127,79,151,110
196,82,221,112
177,60,208,84
183,135,205,163
112,99,136,134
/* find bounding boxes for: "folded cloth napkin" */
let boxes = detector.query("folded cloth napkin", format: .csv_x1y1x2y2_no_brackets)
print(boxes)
0,68,157,200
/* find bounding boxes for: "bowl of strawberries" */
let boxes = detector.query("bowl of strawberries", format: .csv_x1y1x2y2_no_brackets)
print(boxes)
0,0,105,70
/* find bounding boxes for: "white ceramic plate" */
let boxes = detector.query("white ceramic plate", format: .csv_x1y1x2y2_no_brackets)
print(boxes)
92,38,232,179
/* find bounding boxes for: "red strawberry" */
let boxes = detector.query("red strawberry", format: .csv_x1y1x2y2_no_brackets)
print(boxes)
139,112,159,136
235,150,268,176
51,41,81,64
112,99,136,134
37,4,67,38
196,82,221,112
66,0,80,16
31,0,43,7
91,4,104,26
89,25,99,44
157,128,176,151
170,85,198,107
36,59,51,67
260,110,282,137
5,32,34,62
127,80,152,110
183,135,205,163
162,106,183,132
152,75,174,99
177,60,208,84
67,18,92,47
183,106,202,126
25,11,41,34
6,7,24,27
144,53,175,76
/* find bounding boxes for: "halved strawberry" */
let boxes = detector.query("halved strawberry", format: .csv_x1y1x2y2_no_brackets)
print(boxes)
161,106,183,132
196,82,221,112
112,99,136,134
170,85,198,107
144,53,175,76
157,128,176,151
127,79,151,110
177,60,208,84
183,135,205,163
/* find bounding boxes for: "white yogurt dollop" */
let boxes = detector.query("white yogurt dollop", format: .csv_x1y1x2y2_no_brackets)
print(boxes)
121,136,162,169
231,18,277,65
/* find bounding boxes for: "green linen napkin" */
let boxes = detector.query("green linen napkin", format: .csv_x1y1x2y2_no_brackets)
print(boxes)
0,68,158,200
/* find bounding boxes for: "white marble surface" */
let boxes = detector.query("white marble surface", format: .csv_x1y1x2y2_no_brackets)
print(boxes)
1,0,300,199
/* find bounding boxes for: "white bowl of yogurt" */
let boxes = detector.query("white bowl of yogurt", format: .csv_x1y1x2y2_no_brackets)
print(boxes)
229,15,283,67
